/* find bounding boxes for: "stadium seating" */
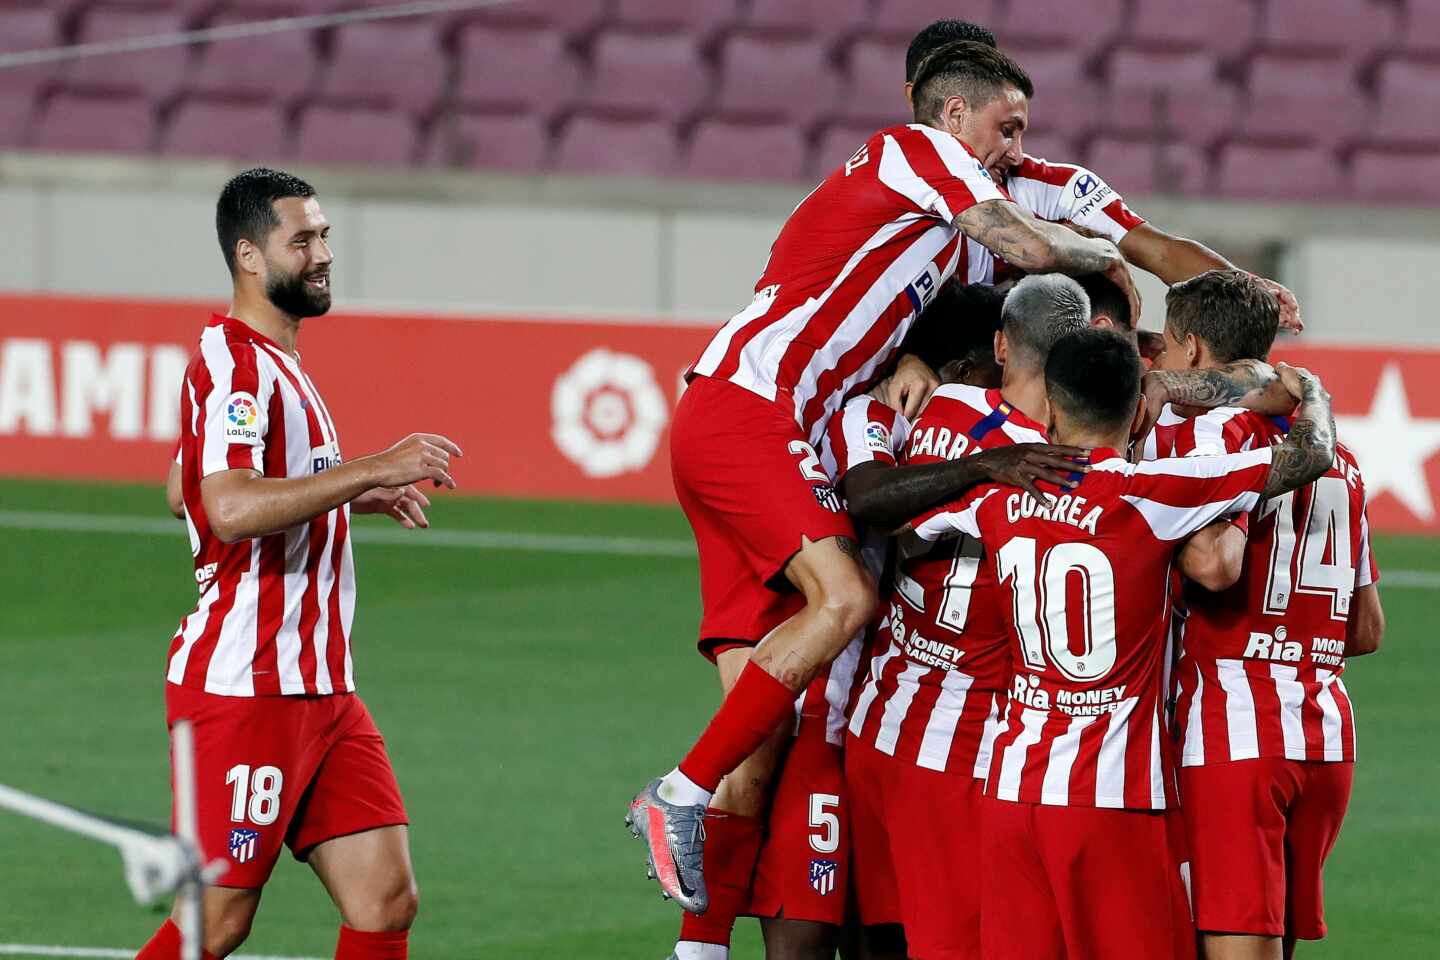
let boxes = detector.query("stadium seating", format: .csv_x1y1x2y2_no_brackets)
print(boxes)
1212,140,1345,201
2,0,1439,203
1350,148,1440,204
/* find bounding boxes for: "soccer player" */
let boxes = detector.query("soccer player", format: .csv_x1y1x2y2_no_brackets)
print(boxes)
134,168,462,960
903,19,1304,332
1142,271,1385,960
846,274,1089,960
912,328,1337,959
627,41,1143,912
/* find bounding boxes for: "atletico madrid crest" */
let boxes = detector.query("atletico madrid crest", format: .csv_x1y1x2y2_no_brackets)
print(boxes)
809,858,838,896
229,828,260,864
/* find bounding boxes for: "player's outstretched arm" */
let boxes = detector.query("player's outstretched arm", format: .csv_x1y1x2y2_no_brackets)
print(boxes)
164,459,184,519
1177,519,1247,592
953,199,1140,320
202,433,462,543
1261,365,1335,499
840,443,1090,533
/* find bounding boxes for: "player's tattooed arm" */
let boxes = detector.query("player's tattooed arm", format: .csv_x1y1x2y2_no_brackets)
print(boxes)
953,200,1141,321
1261,366,1335,499
1134,359,1299,457
840,444,1090,532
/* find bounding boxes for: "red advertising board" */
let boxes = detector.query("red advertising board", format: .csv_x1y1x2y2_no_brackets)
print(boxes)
1,294,1437,535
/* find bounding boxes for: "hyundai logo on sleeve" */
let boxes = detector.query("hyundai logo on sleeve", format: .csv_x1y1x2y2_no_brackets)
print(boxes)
1073,174,1100,198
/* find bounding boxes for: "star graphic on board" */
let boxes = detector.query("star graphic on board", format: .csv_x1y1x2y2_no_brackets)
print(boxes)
1335,364,1440,522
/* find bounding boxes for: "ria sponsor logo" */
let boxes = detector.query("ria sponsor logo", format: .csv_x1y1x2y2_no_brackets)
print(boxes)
1243,626,1346,667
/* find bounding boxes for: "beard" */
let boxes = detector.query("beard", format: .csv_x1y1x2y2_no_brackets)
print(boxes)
265,263,331,318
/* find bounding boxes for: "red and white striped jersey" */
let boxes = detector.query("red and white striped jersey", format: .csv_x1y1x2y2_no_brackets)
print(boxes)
690,124,1006,448
1150,408,1379,766
168,315,356,697
848,385,1047,778
788,395,914,746
918,447,1276,809
1005,155,1146,246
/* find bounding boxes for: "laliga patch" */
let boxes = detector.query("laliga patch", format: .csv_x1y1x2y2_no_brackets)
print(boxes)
864,421,891,453
223,392,262,444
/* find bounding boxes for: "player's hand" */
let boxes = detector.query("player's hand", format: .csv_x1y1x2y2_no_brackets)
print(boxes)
367,433,463,490
1136,330,1166,363
1276,362,1319,403
353,484,432,529
974,443,1092,502
886,354,940,420
1255,276,1303,334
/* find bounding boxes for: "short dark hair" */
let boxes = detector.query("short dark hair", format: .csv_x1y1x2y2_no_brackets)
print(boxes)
216,167,317,277
1002,274,1091,368
1076,273,1132,329
1045,328,1143,432
911,40,1033,124
1165,269,1280,363
905,20,998,83
904,282,1004,371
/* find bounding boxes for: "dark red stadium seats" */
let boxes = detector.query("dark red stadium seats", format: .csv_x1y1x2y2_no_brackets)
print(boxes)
712,33,839,125
1374,58,1440,145
30,92,156,154
320,20,447,118
1018,134,1079,169
1009,44,1103,140
187,12,318,104
0,7,63,101
1235,54,1365,148
870,0,1002,40
836,36,907,125
811,123,879,179
1212,140,1344,202
1086,136,1207,196
62,8,191,103
1396,0,1440,56
427,111,548,171
161,96,286,160
552,113,678,177
1254,0,1397,61
611,0,739,45
584,30,709,122
1103,48,1237,145
454,24,580,120
1350,147,1440,204
682,118,808,182
293,105,419,167
0,94,35,150
744,0,870,46
1000,0,1124,56
461,0,609,41
1124,0,1256,57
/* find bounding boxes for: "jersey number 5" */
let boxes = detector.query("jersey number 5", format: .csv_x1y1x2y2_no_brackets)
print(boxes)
225,764,284,826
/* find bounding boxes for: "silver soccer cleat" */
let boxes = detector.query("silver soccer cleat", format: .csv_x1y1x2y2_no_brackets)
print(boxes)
624,777,708,914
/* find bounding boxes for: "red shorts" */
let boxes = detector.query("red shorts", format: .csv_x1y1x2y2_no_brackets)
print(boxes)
166,684,408,889
845,735,985,959
672,375,855,654
981,797,1196,960
747,717,849,926
1181,759,1353,940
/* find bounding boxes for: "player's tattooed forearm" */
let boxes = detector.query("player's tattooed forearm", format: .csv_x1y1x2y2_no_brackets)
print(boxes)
1262,381,1336,498
844,459,988,529
1150,359,1275,409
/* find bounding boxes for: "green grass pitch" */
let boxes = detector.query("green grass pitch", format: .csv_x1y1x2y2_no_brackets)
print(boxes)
0,477,1435,958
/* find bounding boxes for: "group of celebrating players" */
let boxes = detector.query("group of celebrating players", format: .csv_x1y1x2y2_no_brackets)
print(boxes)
628,19,1384,960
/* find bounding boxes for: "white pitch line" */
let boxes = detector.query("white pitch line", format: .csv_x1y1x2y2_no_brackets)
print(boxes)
0,948,323,960
1,510,1437,586
0,510,697,558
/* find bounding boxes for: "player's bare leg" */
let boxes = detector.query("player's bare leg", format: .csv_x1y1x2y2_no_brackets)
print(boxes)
308,825,419,956
1200,933,1284,960
631,536,875,912
136,886,261,958
760,917,836,960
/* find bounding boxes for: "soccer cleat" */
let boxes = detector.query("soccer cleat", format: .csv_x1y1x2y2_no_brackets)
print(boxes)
625,778,708,913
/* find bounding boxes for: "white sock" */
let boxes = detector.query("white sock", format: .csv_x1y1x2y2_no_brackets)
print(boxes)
674,941,729,960
658,767,713,807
